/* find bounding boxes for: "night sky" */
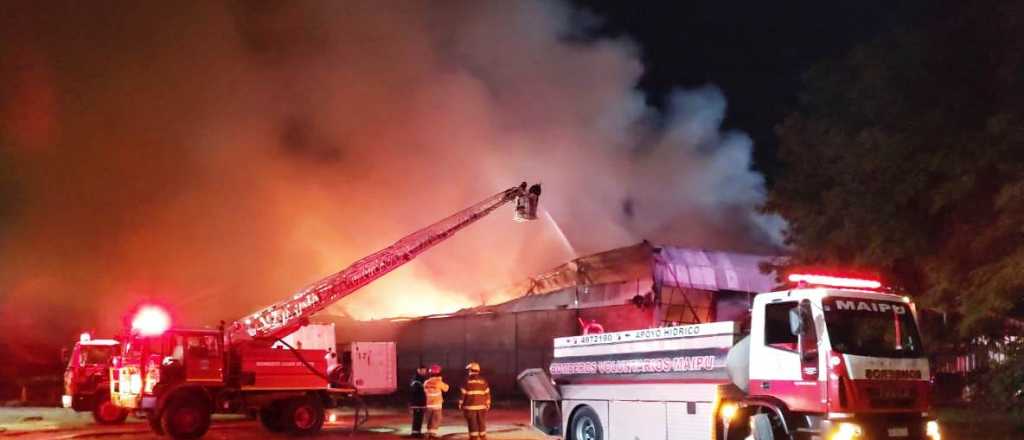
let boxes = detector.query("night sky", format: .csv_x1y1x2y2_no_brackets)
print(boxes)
571,0,929,182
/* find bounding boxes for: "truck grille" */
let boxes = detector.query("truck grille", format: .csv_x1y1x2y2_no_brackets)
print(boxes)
865,386,916,409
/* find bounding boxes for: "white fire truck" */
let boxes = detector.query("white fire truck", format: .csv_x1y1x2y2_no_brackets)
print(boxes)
109,183,541,439
519,274,942,440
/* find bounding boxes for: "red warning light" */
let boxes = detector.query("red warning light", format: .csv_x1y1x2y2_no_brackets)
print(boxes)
131,306,171,336
787,273,882,290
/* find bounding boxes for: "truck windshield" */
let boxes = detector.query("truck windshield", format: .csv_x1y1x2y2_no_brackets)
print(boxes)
822,297,923,358
126,336,161,359
81,346,114,365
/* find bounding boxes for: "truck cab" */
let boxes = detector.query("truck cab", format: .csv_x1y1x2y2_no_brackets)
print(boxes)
736,283,935,439
62,334,128,424
111,326,225,411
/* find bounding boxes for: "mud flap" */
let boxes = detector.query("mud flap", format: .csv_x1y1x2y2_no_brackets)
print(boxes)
517,368,562,435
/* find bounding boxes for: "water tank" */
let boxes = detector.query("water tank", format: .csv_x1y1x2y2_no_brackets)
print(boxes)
726,335,751,392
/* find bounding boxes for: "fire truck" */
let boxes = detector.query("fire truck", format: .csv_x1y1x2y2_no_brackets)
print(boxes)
109,183,541,438
519,274,942,440
61,333,129,424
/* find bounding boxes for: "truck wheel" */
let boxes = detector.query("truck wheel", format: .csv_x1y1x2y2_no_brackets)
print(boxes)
160,395,211,439
259,401,286,433
568,406,603,440
282,396,325,435
751,413,775,440
146,410,165,436
92,393,129,425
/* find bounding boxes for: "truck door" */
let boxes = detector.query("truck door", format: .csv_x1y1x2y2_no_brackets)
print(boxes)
750,300,826,413
183,334,223,383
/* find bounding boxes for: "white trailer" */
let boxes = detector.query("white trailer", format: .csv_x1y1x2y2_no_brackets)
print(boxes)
273,323,397,396
339,341,397,395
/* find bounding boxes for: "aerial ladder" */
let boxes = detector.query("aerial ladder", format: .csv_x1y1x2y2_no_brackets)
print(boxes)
109,182,542,439
230,182,542,343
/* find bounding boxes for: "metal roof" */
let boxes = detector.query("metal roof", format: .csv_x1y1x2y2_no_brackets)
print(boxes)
462,242,780,314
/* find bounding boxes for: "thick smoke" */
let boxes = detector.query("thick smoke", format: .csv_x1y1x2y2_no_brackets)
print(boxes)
0,0,781,351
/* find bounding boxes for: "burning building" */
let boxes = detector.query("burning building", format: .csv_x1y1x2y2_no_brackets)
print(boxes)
324,242,780,399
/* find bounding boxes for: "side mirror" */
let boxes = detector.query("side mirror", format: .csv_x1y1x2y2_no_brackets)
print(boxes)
788,308,804,336
61,347,71,366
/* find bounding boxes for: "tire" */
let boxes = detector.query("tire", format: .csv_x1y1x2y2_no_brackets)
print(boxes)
282,396,325,435
92,393,129,425
751,413,775,440
567,406,603,440
146,410,166,436
160,394,211,440
259,401,286,433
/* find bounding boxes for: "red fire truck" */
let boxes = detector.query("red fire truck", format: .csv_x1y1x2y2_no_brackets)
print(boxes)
519,273,942,440
61,333,129,424
109,183,541,439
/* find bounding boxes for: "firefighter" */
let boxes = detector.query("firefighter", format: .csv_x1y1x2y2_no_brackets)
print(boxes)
459,362,491,440
409,365,428,438
423,364,449,439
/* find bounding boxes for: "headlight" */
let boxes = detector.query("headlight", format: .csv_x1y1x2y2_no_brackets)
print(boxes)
831,422,862,440
119,373,130,393
129,373,142,394
926,420,941,440
720,403,739,421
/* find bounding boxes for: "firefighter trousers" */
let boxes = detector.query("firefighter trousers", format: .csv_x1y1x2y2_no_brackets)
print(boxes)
463,410,487,439
410,407,424,435
425,408,443,438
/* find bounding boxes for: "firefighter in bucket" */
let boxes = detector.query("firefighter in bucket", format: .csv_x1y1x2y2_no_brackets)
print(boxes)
513,183,541,222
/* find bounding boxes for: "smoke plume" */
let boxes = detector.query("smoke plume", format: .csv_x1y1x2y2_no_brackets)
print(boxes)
0,0,781,350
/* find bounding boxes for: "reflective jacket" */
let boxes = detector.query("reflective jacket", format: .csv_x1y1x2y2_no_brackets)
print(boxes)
459,374,491,411
423,376,449,409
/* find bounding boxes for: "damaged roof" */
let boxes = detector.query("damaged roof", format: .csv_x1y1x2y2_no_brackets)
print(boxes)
459,242,781,314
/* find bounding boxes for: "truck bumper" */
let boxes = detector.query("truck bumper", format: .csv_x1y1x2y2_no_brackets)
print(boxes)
111,392,140,410
64,393,97,412
814,413,937,440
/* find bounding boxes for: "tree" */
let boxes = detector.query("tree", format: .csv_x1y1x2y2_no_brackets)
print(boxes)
765,0,1024,335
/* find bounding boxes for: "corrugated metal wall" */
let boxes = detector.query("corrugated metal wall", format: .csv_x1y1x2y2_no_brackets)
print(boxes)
324,244,777,402
330,303,655,400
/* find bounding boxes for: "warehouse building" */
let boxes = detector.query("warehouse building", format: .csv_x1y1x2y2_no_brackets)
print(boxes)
325,241,779,399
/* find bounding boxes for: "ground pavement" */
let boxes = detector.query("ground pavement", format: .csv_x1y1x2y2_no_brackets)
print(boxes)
0,406,548,439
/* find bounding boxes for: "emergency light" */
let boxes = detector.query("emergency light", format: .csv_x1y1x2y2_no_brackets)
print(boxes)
131,306,171,336
787,273,882,290
79,332,91,342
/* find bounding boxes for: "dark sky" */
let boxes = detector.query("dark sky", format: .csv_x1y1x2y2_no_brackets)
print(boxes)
570,0,929,183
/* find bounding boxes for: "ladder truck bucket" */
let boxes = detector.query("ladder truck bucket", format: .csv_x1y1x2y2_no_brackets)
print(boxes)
514,183,542,222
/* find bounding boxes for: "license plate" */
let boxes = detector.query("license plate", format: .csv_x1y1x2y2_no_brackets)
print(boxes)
888,427,909,437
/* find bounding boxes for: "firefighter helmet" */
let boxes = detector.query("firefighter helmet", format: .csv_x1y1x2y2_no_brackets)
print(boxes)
465,362,481,373
429,364,442,375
